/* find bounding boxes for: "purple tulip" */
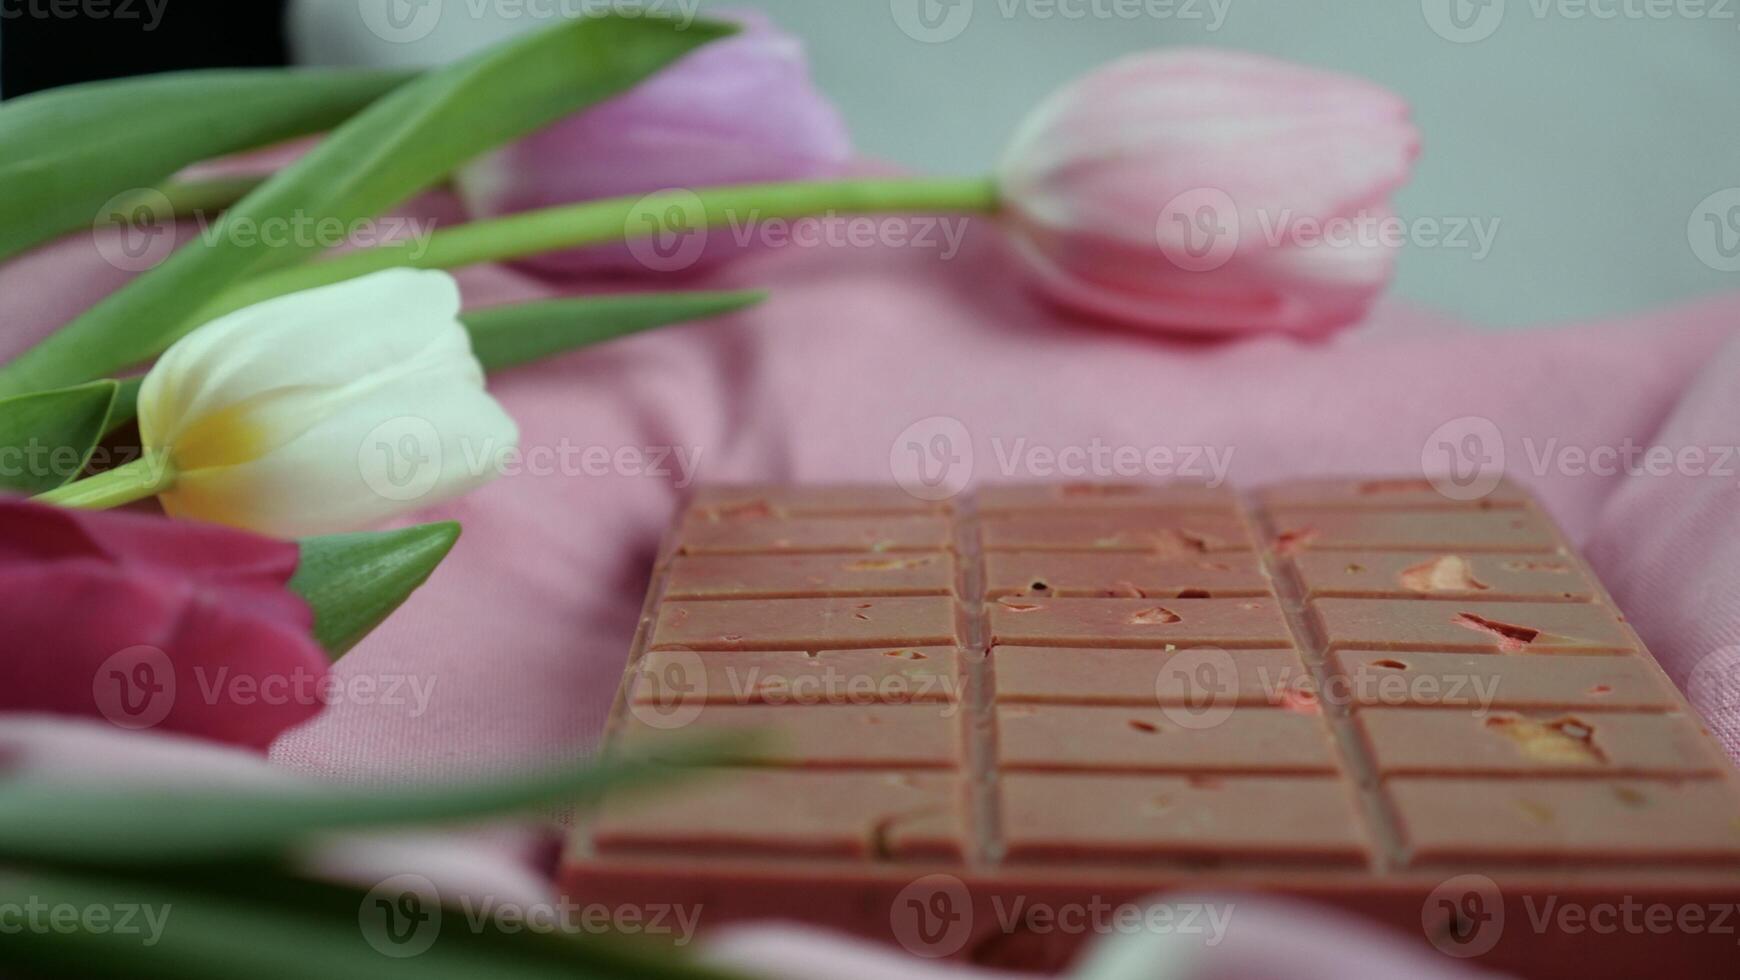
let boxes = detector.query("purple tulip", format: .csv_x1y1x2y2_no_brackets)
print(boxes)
456,9,853,277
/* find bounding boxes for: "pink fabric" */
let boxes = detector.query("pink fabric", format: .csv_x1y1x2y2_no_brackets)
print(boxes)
5,197,1740,977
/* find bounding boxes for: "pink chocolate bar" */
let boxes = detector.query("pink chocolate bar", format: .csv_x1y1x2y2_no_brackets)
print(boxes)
563,482,1740,977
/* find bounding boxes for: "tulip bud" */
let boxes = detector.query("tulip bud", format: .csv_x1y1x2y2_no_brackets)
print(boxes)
0,499,326,749
456,8,853,277
137,269,518,538
996,49,1420,339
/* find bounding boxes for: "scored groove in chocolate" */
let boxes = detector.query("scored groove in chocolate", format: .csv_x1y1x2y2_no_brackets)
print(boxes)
1248,499,1400,873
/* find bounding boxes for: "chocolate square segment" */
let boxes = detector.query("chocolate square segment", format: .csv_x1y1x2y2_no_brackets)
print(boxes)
1389,778,1740,865
994,646,1303,707
1355,709,1724,777
689,485,950,518
1328,650,1682,711
1292,551,1595,601
679,515,952,554
1268,510,1562,552
1001,774,1369,864
1256,477,1530,510
652,596,960,650
666,553,956,599
984,552,1269,599
618,704,962,769
977,482,1237,514
980,512,1254,553
995,705,1339,774
1311,599,1638,654
593,769,967,860
990,597,1292,648
568,481,1740,976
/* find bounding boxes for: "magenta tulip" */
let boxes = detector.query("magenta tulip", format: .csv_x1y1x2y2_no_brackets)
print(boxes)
997,49,1421,339
0,499,328,749
456,8,853,276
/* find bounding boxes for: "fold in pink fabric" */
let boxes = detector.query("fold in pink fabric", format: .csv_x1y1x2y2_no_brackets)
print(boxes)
4,196,1739,978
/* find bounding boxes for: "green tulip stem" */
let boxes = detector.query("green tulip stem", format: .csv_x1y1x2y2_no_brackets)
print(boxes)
201,175,1004,319
34,451,176,510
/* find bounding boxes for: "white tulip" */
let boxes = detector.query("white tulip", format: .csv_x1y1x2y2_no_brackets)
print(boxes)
134,269,519,538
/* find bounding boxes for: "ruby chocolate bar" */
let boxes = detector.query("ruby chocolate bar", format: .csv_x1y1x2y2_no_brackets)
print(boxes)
563,481,1740,976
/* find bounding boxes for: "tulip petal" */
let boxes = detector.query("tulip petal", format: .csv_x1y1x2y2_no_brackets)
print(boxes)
0,564,326,750
138,269,519,536
161,365,518,538
139,269,464,452
998,47,1419,338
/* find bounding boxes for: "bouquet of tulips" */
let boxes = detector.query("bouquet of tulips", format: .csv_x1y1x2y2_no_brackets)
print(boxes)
0,10,1416,976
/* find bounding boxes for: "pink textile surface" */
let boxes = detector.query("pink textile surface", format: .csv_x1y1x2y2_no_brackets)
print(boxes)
4,193,1740,978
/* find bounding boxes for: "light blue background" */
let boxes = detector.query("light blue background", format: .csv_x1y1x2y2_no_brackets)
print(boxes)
295,0,1740,328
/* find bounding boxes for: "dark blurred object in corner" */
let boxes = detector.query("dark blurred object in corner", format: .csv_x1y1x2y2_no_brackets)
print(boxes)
1,0,288,98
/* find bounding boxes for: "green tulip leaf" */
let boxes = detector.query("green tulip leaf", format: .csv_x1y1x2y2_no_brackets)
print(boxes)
0,68,413,264
0,740,742,867
0,14,735,398
466,290,767,372
100,290,766,430
291,522,462,658
1,866,752,980
0,380,118,493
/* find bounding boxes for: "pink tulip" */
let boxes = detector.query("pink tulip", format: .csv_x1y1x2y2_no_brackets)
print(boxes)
0,499,328,749
997,49,1420,339
456,9,853,277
